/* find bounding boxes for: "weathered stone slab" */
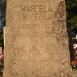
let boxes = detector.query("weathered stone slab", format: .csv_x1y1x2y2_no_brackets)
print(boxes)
4,0,72,77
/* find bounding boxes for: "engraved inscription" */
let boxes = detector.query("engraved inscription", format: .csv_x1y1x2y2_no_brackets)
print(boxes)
21,5,52,12
20,4,53,20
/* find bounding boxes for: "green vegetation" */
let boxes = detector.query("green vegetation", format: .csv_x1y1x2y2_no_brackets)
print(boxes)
66,0,77,70
66,0,77,33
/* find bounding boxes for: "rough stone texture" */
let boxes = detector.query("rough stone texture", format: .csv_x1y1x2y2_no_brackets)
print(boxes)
4,0,72,77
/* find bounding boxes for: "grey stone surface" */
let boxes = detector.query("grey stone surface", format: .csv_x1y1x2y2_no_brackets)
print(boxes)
4,0,72,77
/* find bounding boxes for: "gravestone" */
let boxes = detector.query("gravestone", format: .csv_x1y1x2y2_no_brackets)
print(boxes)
4,0,72,77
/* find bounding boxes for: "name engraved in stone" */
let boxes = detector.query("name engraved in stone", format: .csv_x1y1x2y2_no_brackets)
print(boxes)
21,5,52,12
21,4,53,20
